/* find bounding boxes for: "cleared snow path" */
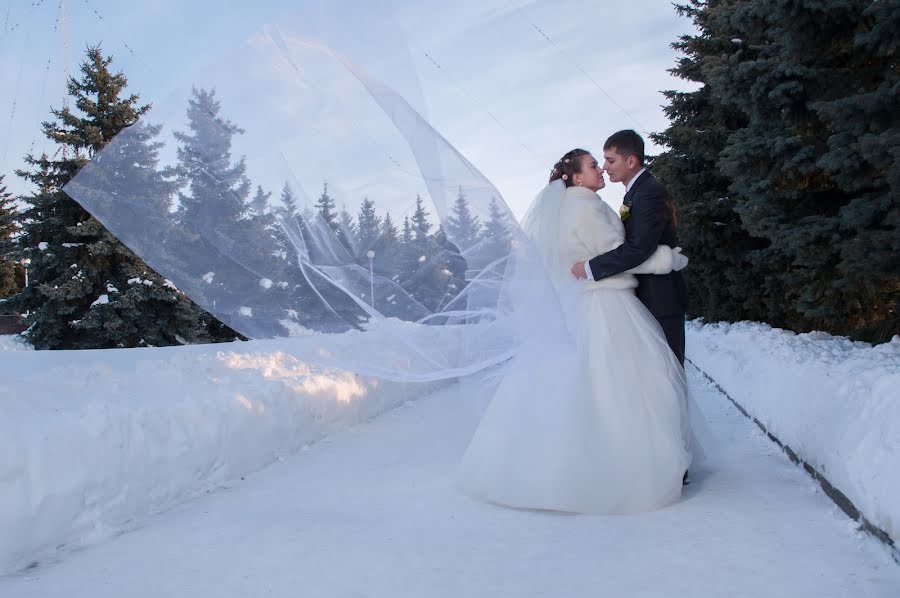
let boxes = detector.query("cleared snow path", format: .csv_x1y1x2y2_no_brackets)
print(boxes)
2,366,898,597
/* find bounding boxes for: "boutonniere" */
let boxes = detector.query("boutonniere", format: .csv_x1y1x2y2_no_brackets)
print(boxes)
619,204,631,221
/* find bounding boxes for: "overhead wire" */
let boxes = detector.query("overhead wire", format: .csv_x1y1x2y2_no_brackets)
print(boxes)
505,0,651,136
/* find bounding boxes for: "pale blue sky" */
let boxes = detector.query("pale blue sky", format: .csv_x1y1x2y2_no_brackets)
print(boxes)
1,0,699,218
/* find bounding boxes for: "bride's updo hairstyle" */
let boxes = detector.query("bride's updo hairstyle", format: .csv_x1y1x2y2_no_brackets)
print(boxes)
549,148,590,188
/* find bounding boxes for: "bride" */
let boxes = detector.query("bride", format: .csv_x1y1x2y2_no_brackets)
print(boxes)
458,149,693,515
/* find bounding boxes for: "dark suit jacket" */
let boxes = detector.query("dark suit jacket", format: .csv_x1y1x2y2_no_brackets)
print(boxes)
587,170,687,317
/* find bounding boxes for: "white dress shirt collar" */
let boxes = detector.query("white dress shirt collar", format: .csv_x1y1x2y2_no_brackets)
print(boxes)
625,167,648,194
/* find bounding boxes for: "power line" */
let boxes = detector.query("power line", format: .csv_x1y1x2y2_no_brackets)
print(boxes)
507,2,651,136
422,51,545,164
2,3,39,164
79,0,163,87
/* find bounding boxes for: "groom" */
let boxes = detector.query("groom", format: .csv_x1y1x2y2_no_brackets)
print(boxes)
570,130,687,365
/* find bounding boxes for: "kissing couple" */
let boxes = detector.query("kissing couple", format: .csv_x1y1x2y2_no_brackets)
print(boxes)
459,129,701,515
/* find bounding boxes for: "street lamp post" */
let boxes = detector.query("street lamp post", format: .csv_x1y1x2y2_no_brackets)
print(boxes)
21,258,31,317
366,250,375,310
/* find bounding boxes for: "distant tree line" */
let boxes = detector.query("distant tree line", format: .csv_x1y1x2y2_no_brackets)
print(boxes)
0,47,512,349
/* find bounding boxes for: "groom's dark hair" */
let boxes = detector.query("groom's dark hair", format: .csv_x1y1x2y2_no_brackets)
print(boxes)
603,130,645,165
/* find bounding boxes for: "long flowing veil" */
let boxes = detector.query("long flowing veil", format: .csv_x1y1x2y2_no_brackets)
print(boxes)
62,8,567,383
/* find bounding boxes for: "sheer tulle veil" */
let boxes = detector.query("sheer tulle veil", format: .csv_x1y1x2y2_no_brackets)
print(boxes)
61,5,712,471
61,7,574,383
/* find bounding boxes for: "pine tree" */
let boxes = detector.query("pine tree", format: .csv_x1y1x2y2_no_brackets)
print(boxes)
0,175,21,297
280,182,298,217
479,196,513,263
250,185,272,218
337,204,358,255
175,88,251,233
445,187,481,250
380,212,399,247
397,198,432,292
312,181,354,252
356,197,382,254
810,0,900,341
710,0,898,340
174,87,287,339
274,182,304,255
425,225,468,312
370,211,400,276
401,215,414,245
315,182,338,230
271,182,302,262
411,194,432,240
10,47,217,348
392,214,418,286
654,1,897,341
651,0,768,325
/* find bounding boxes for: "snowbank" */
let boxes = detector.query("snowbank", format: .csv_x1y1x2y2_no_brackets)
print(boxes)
0,334,33,351
0,328,457,576
687,320,900,545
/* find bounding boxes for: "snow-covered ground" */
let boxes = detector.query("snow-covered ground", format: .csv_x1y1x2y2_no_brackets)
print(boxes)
0,334,32,351
687,321,900,546
1,320,898,595
0,331,450,576
0,365,898,597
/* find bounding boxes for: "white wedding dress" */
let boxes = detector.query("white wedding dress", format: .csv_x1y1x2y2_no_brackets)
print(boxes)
458,183,693,515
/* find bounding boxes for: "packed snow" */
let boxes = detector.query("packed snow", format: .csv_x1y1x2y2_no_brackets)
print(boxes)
0,331,448,576
687,320,900,545
0,319,897,595
0,360,897,596
127,277,154,286
89,294,109,307
0,335,32,352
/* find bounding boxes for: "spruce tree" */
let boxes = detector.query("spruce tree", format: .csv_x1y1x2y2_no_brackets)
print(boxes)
337,204,358,255
393,215,417,286
711,0,898,340
312,182,355,252
274,182,305,257
372,211,400,275
401,215,413,245
445,187,481,250
652,0,768,324
280,182,298,217
398,198,433,294
250,185,272,218
11,47,217,348
174,87,287,338
656,1,897,341
411,194,432,240
315,182,338,229
0,175,21,297
811,0,900,341
479,196,513,264
175,88,251,234
356,197,382,254
272,182,301,261
380,212,399,247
